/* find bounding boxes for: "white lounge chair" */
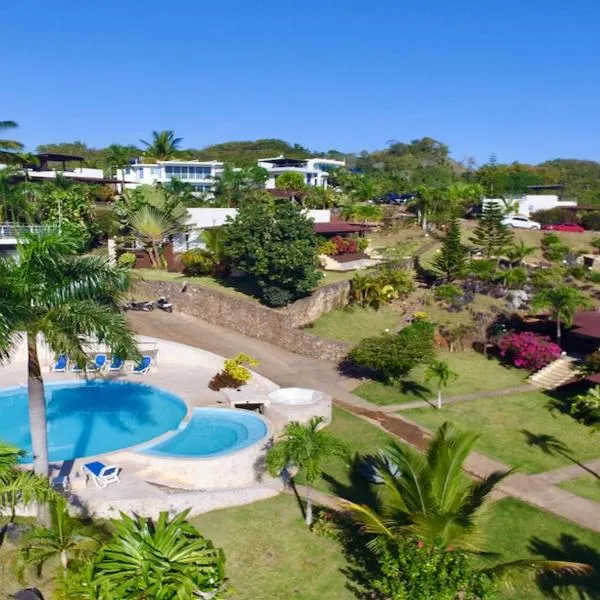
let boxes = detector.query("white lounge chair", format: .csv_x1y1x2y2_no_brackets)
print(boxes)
81,461,121,489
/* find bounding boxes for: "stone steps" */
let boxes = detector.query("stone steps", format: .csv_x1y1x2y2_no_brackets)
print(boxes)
529,356,579,389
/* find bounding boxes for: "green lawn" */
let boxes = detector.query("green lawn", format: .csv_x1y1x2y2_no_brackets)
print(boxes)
193,494,355,600
305,305,401,343
354,350,527,406
559,475,600,504
483,498,600,600
405,391,600,473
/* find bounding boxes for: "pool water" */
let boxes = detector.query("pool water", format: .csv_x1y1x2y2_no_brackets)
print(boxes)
144,408,268,458
0,381,187,462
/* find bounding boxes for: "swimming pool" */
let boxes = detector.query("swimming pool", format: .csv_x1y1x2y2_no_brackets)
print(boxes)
143,407,268,458
0,381,187,462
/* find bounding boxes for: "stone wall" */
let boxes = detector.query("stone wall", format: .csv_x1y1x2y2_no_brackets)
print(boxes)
134,279,353,361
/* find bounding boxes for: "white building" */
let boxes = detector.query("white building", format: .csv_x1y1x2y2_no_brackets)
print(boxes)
257,156,345,189
483,195,577,218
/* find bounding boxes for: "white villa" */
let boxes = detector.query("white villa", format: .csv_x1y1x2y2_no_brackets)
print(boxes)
116,155,345,194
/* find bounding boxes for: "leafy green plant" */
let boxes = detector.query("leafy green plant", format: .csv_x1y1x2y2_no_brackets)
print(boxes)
570,387,600,423
117,252,136,269
209,353,260,390
590,237,600,253
181,249,215,276
468,259,498,282
424,359,458,409
579,351,600,377
318,238,338,256
503,267,528,289
434,283,461,304
260,284,294,308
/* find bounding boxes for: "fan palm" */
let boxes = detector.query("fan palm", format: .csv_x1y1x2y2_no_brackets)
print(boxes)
17,496,100,579
91,509,225,599
532,285,591,345
140,130,183,160
506,240,537,266
424,359,458,409
266,416,348,525
0,120,26,165
0,230,139,479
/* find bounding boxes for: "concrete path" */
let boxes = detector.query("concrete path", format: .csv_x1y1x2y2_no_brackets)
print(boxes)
533,459,600,485
129,311,600,533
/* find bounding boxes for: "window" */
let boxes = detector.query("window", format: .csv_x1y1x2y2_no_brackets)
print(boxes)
138,168,144,179
125,168,131,175
151,167,160,177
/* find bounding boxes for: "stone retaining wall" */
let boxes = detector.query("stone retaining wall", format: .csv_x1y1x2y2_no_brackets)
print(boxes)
134,279,353,361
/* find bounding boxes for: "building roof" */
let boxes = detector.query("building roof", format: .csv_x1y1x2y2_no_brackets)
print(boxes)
314,222,370,234
569,311,600,339
261,156,307,168
35,152,84,162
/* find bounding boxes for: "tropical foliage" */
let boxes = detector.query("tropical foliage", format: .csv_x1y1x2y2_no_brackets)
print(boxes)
140,129,184,160
350,269,414,309
213,164,269,207
0,120,27,164
424,359,458,409
498,331,561,372
266,417,347,525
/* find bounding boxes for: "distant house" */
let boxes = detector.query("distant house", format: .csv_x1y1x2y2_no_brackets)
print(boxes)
483,185,577,217
257,156,345,189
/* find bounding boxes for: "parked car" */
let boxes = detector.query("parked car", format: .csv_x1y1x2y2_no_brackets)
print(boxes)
542,223,585,233
502,215,541,230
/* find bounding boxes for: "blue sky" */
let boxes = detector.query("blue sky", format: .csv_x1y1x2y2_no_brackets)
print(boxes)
2,0,599,164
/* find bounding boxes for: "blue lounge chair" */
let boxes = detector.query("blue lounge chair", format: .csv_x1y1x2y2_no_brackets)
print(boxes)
71,362,83,373
108,356,124,372
81,461,120,489
88,353,107,372
132,355,152,374
52,355,67,373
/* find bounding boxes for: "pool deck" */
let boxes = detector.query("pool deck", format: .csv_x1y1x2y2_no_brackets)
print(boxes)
1,335,283,518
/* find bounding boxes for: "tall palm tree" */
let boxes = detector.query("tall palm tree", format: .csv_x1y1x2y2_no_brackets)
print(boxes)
140,130,183,160
104,144,138,192
266,416,348,525
17,496,100,578
0,166,36,223
91,509,225,599
0,230,140,478
532,285,592,345
0,120,25,165
424,359,458,409
506,240,537,266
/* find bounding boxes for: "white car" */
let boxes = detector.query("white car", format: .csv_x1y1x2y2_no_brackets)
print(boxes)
502,215,541,230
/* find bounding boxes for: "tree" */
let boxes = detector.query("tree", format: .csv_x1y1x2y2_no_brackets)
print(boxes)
0,120,26,165
0,230,139,478
424,359,458,409
532,286,592,345
103,144,138,188
411,185,446,230
140,130,183,160
128,206,178,269
266,417,347,525
276,171,306,193
506,240,537,266
470,201,513,258
90,509,225,599
432,219,468,281
0,167,37,223
17,496,100,578
213,164,268,207
340,203,383,224
222,201,322,305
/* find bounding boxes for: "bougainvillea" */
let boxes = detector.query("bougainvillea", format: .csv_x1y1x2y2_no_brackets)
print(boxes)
498,331,561,372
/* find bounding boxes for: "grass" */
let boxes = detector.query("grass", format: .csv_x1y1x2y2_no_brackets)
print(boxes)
405,390,600,473
193,494,355,600
305,305,401,342
559,475,600,503
354,350,527,406
482,498,600,600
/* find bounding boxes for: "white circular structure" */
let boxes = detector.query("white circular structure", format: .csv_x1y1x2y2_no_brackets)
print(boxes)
264,387,332,430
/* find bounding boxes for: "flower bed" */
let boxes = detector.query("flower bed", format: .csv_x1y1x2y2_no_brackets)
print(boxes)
498,331,561,371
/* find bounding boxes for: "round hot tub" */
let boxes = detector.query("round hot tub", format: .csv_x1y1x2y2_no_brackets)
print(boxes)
268,387,323,406
264,387,332,431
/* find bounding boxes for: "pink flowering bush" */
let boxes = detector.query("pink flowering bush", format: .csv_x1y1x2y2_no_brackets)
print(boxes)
498,331,561,372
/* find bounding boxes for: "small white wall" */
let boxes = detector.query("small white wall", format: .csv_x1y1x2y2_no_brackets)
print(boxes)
185,208,331,229
482,196,577,217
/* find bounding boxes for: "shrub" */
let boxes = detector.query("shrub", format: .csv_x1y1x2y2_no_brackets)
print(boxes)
413,311,428,321
570,387,600,424
468,259,497,282
347,321,435,382
503,267,528,289
261,284,294,308
531,265,566,289
330,235,359,255
318,238,338,256
591,237,600,252
209,352,260,390
377,268,415,297
435,283,461,304
578,350,600,376
356,236,369,252
498,331,561,371
531,208,579,226
587,270,600,284
581,211,600,231
117,252,136,269
310,508,343,540
181,249,215,276
541,233,569,262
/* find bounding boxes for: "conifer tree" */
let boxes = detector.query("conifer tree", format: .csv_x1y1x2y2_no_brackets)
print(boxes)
432,219,468,281
470,202,513,258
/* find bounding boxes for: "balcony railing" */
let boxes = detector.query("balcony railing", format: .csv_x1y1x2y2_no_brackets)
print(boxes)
0,224,55,240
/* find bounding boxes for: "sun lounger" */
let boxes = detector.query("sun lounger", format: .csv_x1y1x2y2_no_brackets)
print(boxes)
88,353,107,372
132,355,152,374
81,461,120,489
52,355,67,373
108,356,124,372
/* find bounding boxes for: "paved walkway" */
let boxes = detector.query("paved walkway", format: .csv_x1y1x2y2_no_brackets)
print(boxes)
129,311,600,533
533,459,600,485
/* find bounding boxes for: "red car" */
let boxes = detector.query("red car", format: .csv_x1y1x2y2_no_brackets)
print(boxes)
542,223,585,233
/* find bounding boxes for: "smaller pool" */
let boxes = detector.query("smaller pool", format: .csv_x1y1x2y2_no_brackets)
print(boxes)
143,408,268,458
268,387,322,405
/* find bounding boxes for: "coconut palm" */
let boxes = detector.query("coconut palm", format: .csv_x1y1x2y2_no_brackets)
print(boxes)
532,285,592,345
266,417,348,526
0,121,25,165
91,509,225,599
140,130,183,160
424,359,458,409
17,496,100,579
506,240,537,266
0,230,139,479
104,144,138,191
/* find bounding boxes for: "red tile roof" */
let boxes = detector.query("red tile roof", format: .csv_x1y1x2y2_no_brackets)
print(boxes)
314,222,370,234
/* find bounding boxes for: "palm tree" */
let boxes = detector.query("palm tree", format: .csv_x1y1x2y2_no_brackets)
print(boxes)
424,359,458,409
500,197,520,216
140,130,183,160
0,120,25,165
506,240,537,266
532,285,592,345
266,416,347,526
17,496,100,579
0,230,139,478
0,166,36,223
128,205,179,269
104,144,138,191
91,510,225,599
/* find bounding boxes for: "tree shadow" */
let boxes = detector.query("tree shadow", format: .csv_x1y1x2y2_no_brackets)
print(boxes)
321,453,381,508
529,534,600,598
520,430,600,479
399,380,431,402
